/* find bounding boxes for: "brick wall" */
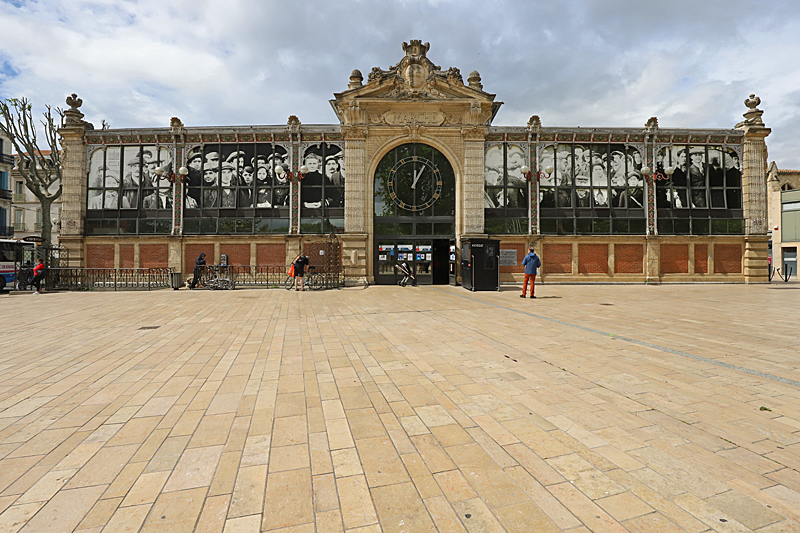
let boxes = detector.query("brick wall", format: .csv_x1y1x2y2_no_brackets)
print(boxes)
220,244,250,266
578,244,608,274
614,244,643,274
500,243,525,273
119,244,134,268
660,244,689,274
256,243,286,266
185,244,214,274
139,244,168,268
543,244,572,274
714,244,742,274
86,244,114,268
695,244,708,274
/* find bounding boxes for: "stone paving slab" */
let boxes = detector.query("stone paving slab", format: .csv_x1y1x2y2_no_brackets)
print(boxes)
0,283,799,532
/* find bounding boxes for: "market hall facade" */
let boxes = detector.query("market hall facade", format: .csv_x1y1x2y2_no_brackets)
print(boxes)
57,41,771,284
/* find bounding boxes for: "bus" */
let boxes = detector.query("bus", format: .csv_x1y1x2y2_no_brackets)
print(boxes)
0,239,36,292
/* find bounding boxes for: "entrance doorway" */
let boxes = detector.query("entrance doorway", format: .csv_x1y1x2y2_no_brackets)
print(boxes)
373,143,456,285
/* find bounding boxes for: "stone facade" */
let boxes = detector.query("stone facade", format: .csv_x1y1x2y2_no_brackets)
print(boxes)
56,41,771,283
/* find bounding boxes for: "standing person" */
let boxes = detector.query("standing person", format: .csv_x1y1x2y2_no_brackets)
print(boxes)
190,253,206,289
31,258,47,295
292,254,310,291
520,246,541,299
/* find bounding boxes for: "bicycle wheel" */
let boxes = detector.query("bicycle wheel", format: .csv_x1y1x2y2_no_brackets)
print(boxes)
284,276,295,290
309,274,324,290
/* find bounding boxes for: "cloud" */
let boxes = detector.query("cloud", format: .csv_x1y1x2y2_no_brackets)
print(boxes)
0,0,798,166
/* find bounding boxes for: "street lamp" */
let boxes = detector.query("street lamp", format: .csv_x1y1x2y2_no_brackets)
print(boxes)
154,166,189,183
639,165,675,181
520,164,555,183
275,163,309,183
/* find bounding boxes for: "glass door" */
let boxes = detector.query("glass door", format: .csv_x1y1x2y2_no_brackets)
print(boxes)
375,242,396,285
415,241,432,285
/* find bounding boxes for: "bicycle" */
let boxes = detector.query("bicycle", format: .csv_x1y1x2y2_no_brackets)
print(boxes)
206,265,235,290
285,265,324,291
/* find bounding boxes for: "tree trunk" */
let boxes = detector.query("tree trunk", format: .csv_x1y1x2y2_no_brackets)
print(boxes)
39,197,53,248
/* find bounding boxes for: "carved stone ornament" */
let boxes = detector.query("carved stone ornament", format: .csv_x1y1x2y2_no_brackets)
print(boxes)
341,125,368,140
349,69,363,90
527,115,542,133
742,94,764,125
63,93,92,128
365,40,468,100
644,116,659,134
287,115,302,134
461,125,486,141
403,123,427,141
468,70,483,91
170,117,185,135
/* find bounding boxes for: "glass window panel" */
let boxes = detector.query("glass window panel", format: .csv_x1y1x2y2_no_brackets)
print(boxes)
592,219,610,234
508,218,528,234
629,218,646,234
725,150,741,186
507,145,526,188
485,219,504,234
540,218,557,234
301,220,322,233
710,189,725,208
375,223,396,235
87,190,104,210
200,217,216,234
692,218,709,235
155,219,171,234
711,219,727,234
708,148,724,187
183,218,200,234
576,218,592,234
235,218,253,233
657,218,673,235
324,218,344,233
484,144,504,188
539,187,555,208
415,223,432,235
139,219,156,234
434,223,454,235
613,218,629,234
118,219,136,234
726,189,742,209
397,223,413,235
556,189,572,208
85,219,117,235
728,219,744,234
557,218,574,234
556,145,572,187
219,218,236,234
673,218,690,234
575,189,592,207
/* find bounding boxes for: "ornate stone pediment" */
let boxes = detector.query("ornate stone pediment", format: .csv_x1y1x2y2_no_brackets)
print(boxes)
331,41,501,127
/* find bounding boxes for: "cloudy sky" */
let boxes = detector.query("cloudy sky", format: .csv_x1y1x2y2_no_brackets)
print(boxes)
2,0,799,167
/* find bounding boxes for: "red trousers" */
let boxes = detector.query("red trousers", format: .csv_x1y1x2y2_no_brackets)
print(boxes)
522,273,536,297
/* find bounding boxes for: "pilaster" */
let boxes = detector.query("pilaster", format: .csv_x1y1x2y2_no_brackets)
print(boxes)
58,94,92,267
343,126,368,234
462,127,485,235
645,236,660,283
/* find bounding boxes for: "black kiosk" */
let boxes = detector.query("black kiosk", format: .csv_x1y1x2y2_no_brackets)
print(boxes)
460,238,500,291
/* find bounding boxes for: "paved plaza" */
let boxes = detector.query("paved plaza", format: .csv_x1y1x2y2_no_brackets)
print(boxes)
0,282,799,533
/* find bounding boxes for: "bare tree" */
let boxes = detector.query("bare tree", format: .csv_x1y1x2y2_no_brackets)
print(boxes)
0,97,63,247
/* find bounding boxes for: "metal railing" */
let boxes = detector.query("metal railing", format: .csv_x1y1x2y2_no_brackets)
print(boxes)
12,193,27,202
0,153,13,165
42,267,173,291
192,264,356,289
12,222,26,231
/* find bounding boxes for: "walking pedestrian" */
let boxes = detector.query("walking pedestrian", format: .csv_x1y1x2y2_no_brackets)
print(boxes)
31,258,47,295
190,253,206,289
292,254,310,291
520,246,541,299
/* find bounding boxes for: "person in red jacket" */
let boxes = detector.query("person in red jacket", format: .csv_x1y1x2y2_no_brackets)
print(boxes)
31,258,47,295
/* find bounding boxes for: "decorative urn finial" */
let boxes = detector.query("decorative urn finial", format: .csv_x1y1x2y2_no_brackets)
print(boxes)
349,69,363,90
468,70,483,91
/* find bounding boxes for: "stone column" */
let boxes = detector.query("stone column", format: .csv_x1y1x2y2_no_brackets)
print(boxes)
462,126,486,236
58,93,92,267
736,94,771,283
645,236,660,283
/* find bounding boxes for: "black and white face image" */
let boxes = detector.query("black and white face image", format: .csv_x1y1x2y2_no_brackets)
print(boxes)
484,145,503,187
203,168,218,186
220,164,235,187
304,154,322,173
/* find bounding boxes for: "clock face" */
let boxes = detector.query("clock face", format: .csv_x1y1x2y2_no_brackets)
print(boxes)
388,155,443,211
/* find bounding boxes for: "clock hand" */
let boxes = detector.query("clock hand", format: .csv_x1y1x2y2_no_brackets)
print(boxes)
411,166,424,189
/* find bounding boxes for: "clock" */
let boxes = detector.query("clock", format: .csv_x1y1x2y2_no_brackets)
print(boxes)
387,155,443,211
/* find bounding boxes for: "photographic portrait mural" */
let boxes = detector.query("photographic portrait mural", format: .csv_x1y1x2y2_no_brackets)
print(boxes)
300,143,345,234
655,145,743,235
484,143,528,234
85,142,348,235
87,145,173,234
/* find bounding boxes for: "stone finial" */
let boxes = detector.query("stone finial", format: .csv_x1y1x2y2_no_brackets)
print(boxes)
349,69,363,90
287,115,301,134
527,115,542,133
64,93,86,126
743,93,764,124
644,116,659,133
468,70,483,90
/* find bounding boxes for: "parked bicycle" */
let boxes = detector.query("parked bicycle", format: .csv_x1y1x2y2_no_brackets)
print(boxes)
207,265,236,290
285,265,324,291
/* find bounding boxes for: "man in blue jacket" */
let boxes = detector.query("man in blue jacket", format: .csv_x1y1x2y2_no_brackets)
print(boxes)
520,246,541,299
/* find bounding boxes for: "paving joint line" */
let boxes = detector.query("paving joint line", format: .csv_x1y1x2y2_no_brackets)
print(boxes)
431,287,800,390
